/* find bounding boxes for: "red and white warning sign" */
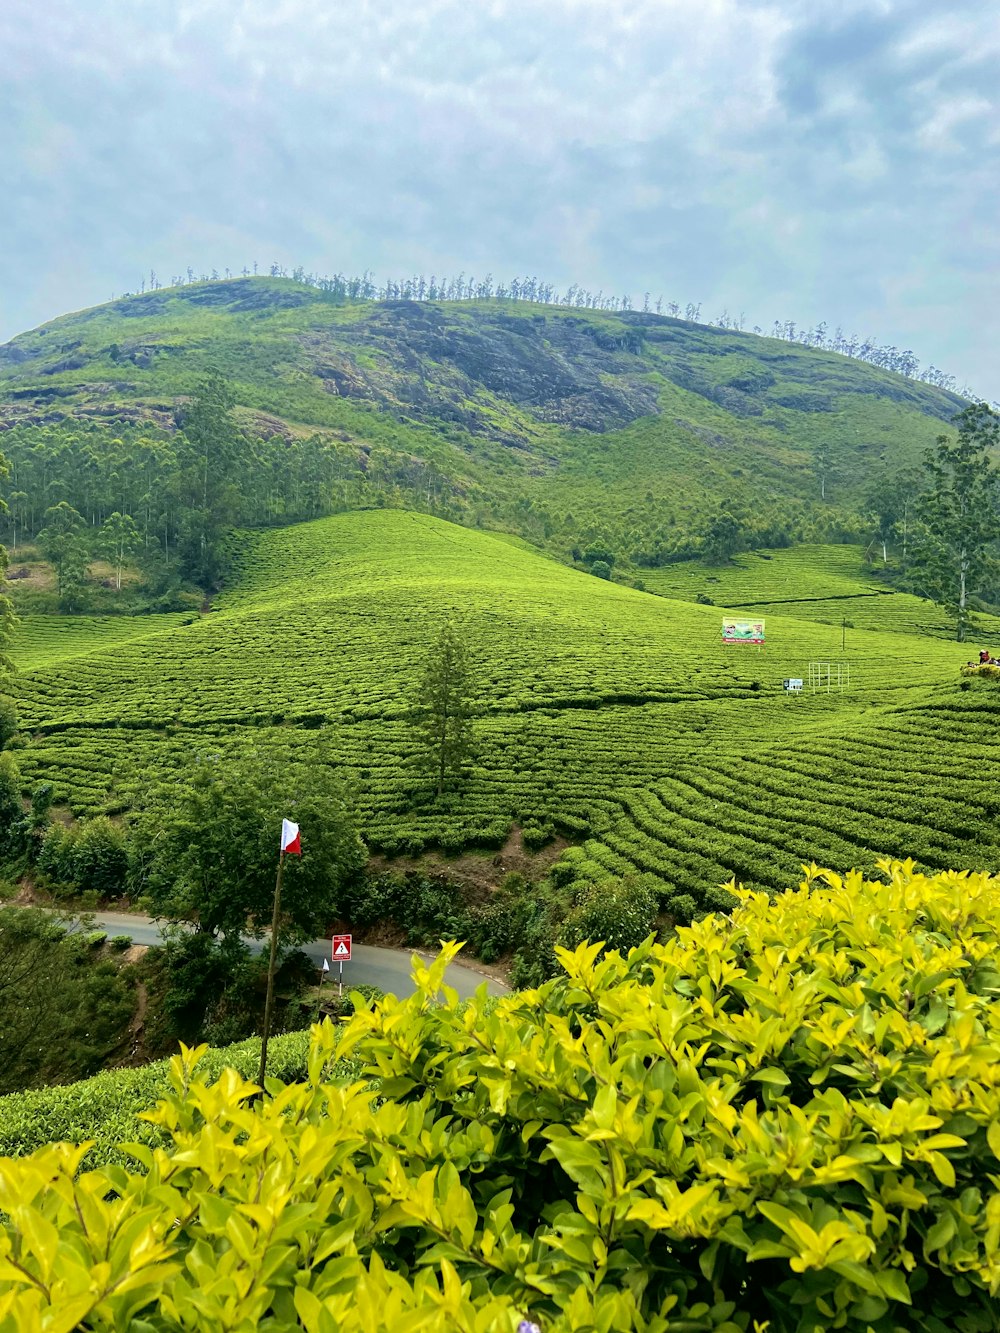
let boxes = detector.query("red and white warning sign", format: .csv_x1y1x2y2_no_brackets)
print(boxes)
332,934,352,962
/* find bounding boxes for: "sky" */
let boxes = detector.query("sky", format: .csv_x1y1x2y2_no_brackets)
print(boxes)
2,0,998,399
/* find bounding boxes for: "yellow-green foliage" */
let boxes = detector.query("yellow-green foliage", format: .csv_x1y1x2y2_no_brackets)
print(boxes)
2,863,1000,1331
961,663,1000,682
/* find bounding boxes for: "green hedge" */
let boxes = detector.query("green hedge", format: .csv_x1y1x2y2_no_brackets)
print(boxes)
3,863,1000,1329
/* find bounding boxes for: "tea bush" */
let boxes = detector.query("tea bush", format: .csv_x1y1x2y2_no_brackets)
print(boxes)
0,1029,326,1167
2,862,1000,1330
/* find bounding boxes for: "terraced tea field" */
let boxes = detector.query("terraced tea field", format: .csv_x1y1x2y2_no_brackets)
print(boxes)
641,544,1000,640
12,613,195,670
10,512,1000,906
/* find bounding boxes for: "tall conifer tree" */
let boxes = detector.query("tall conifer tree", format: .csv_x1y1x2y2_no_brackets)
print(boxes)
418,620,474,798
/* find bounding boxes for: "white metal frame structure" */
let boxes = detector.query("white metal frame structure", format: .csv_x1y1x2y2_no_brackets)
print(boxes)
808,661,850,692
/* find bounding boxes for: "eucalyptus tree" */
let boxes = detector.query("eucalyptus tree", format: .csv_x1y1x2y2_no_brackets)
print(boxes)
36,501,89,607
99,512,141,590
913,403,1000,641
174,374,250,585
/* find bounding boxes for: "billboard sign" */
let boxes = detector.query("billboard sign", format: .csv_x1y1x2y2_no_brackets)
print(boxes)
722,619,765,645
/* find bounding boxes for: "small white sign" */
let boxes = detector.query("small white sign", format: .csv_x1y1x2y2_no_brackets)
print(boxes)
783,678,803,692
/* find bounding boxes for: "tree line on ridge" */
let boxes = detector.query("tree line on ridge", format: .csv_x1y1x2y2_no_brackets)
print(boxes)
117,266,970,396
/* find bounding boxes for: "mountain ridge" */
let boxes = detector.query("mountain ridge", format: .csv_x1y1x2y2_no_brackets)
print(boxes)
0,273,981,575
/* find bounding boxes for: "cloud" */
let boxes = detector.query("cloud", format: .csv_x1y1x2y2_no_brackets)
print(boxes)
0,0,997,397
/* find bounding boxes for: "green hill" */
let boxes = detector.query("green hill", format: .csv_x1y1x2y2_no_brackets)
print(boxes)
11,511,1000,912
0,278,967,561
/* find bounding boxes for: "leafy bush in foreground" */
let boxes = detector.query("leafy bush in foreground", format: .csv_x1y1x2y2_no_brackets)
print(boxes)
2,862,1000,1330
0,1029,318,1167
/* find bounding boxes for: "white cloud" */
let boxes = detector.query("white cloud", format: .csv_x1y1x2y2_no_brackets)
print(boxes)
917,94,994,153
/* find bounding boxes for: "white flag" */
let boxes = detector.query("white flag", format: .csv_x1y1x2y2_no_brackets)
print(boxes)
321,957,330,973
280,818,301,855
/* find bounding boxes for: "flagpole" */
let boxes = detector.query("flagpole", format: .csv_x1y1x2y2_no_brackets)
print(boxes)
258,848,285,1089
314,961,327,1024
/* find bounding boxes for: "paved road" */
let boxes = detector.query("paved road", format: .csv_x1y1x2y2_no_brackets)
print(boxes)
87,911,509,1000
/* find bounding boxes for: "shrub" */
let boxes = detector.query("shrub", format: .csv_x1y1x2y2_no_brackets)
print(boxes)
521,821,554,851
0,754,25,859
437,829,467,855
342,874,396,928
154,932,257,1045
0,696,18,751
468,882,537,963
582,546,615,568
0,907,133,1094
665,891,698,924
4,864,1000,1329
71,816,129,898
36,823,74,887
557,873,659,955
548,857,578,888
962,662,1000,683
344,872,473,948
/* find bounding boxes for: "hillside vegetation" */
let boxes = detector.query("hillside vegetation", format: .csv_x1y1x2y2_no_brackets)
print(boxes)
10,512,1000,925
0,278,967,568
2,863,999,1331
641,544,992,638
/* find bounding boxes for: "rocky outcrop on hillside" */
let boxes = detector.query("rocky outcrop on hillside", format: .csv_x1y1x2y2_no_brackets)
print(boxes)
302,302,661,444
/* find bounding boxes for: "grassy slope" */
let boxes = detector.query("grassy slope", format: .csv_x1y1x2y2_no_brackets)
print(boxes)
0,279,966,545
11,511,1000,908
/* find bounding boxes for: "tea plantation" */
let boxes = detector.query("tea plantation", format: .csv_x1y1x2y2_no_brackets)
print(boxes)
9,510,1000,909
640,544,1000,639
